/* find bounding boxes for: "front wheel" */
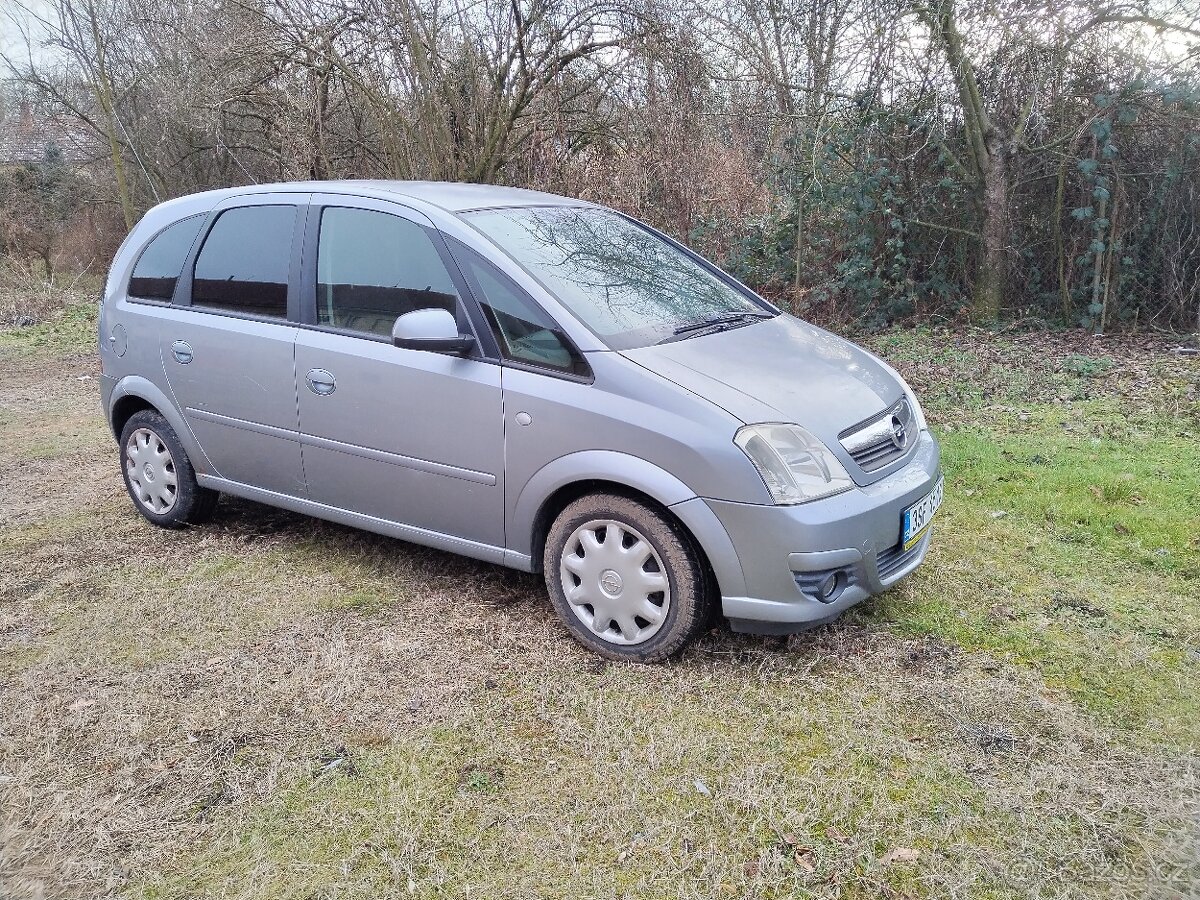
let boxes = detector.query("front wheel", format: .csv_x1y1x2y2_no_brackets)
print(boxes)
119,409,218,529
544,493,712,662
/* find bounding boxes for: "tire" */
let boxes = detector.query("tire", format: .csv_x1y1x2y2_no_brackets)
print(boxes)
544,492,712,662
118,409,218,529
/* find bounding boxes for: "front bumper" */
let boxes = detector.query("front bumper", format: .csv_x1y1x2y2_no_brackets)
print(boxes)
678,429,941,634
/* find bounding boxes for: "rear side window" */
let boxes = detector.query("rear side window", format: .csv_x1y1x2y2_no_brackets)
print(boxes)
192,205,296,318
316,207,459,337
128,215,204,301
452,243,588,377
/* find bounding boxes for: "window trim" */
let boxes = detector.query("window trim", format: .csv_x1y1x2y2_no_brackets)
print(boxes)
125,213,207,305
443,234,593,383
299,200,491,358
174,199,308,324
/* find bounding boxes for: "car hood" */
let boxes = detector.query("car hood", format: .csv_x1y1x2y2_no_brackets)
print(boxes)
621,315,903,441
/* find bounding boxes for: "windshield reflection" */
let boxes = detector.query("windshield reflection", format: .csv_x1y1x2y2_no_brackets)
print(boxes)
465,207,771,349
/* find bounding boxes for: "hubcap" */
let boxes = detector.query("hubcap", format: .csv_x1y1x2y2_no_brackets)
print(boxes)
125,428,178,514
559,519,670,646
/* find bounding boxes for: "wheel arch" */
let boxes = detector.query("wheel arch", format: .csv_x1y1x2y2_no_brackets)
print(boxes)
516,451,746,598
106,376,217,475
110,394,157,441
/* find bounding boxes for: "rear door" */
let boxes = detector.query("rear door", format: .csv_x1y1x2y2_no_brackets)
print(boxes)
159,194,307,497
293,195,505,548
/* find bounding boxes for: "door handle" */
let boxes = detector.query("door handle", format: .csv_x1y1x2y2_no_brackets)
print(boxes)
306,368,336,396
171,340,193,364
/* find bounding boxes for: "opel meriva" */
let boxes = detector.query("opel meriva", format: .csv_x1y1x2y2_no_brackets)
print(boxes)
99,181,943,661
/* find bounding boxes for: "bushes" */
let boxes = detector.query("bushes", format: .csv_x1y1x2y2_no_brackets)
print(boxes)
3,0,1198,332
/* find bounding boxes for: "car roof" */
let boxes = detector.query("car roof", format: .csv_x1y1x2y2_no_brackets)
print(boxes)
184,180,593,213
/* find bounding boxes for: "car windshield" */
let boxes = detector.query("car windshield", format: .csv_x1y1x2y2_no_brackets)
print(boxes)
464,206,773,350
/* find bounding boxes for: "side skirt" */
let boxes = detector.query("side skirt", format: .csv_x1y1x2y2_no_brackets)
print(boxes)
197,474,533,572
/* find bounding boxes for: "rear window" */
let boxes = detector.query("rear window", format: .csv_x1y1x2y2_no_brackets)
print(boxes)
192,206,296,318
128,215,205,301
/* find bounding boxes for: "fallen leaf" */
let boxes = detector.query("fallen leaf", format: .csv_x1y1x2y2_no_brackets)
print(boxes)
744,859,760,878
826,826,850,843
881,847,921,865
989,510,1007,519
1089,485,1104,500
694,778,711,796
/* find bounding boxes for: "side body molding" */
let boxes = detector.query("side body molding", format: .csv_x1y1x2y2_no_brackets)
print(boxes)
505,449,747,597
106,374,219,476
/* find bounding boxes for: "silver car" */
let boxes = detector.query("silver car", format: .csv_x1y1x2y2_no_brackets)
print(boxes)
99,181,943,661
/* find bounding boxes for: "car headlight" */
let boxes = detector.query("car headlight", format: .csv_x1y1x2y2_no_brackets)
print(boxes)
903,384,927,431
734,423,854,505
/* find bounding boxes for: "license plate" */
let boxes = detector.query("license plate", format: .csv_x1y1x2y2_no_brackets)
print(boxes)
901,476,944,550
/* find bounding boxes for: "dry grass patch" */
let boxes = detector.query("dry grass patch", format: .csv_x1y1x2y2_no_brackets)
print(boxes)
2,305,1198,899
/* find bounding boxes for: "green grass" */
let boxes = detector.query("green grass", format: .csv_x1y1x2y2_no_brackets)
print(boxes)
862,422,1199,743
855,330,1200,745
0,291,99,357
2,302,1199,900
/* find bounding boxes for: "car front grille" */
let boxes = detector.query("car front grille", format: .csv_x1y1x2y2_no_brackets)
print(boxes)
875,538,923,582
839,398,915,473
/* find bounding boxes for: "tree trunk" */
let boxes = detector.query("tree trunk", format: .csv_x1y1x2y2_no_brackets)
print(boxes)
792,191,805,312
1053,155,1070,322
83,1,136,230
975,139,1008,320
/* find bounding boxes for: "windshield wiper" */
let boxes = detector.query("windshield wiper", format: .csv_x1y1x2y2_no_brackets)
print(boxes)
660,311,774,343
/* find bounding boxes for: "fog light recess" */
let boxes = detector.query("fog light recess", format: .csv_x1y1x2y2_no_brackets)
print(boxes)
794,567,850,603
817,570,847,603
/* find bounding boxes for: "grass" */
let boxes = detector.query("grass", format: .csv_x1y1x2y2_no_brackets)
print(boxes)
1,301,1198,899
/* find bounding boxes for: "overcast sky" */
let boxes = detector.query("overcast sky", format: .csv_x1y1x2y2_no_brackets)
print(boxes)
1,0,60,70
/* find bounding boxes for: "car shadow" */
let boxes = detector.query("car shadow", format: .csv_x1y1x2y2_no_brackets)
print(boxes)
201,494,886,664
205,493,545,608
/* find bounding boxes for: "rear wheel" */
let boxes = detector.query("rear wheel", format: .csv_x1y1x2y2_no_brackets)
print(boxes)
119,409,218,529
544,493,711,662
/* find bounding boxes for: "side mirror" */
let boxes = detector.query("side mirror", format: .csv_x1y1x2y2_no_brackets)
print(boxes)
392,308,475,355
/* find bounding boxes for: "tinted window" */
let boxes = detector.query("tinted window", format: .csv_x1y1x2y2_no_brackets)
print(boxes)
466,207,771,350
453,243,588,376
128,215,204,301
192,205,296,318
317,207,459,337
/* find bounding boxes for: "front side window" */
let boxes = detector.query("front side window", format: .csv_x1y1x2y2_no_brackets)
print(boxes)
192,205,296,318
451,242,588,377
464,207,773,350
128,215,204,301
316,207,459,337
